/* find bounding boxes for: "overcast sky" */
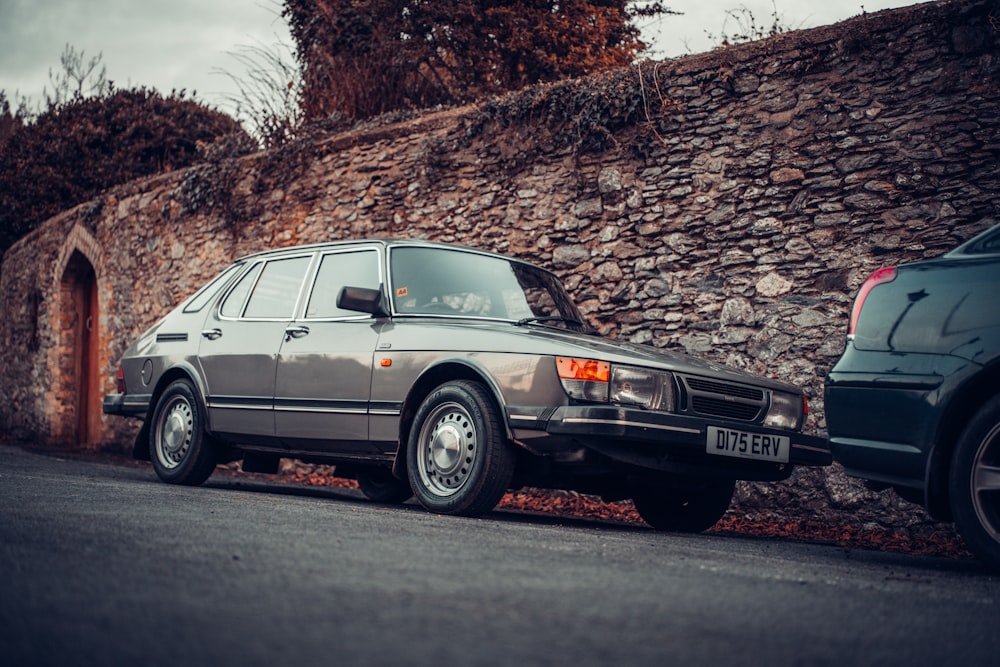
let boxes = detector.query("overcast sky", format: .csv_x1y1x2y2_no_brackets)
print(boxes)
1,0,930,116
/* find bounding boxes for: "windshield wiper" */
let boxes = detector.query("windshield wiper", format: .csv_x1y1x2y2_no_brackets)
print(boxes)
515,315,585,327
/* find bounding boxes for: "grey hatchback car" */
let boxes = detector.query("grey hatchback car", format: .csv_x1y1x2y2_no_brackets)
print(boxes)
104,240,830,531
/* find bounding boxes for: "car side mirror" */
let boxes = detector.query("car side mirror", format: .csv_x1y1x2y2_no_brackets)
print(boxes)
337,286,388,317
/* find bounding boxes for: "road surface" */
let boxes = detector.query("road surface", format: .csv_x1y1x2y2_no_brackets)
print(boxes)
1,443,997,666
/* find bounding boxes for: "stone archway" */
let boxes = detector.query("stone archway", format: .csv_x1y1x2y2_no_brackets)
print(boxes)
59,250,101,446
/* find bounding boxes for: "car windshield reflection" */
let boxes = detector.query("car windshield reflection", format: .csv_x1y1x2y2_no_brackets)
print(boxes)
389,246,587,330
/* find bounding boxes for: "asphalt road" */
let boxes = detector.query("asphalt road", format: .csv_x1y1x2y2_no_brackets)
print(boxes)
1,442,998,667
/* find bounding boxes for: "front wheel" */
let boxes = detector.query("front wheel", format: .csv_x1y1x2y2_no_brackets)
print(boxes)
632,477,735,533
949,395,1000,569
406,380,515,517
149,379,216,486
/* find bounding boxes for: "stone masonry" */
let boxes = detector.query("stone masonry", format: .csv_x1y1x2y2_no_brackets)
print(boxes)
1,0,998,537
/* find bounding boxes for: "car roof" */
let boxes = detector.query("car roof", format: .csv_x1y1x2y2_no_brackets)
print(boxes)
234,238,509,263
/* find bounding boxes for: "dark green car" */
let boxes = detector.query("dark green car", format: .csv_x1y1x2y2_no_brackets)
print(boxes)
105,240,830,531
825,224,1000,566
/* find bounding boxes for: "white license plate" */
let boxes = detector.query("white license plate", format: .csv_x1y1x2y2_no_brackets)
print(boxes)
706,426,790,463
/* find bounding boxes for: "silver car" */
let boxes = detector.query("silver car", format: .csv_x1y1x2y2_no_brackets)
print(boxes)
104,240,831,531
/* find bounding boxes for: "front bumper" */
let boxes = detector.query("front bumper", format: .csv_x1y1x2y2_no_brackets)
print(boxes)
102,393,151,418
512,404,831,480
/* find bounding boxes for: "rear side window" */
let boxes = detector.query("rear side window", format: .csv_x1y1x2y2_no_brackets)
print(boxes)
952,225,1000,256
304,249,380,319
968,228,1000,254
243,256,312,319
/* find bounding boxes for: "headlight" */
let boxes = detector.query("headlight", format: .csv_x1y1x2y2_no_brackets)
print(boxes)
610,366,675,411
764,391,804,430
557,358,675,412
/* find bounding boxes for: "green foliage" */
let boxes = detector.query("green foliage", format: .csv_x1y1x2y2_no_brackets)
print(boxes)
468,59,676,160
0,93,19,150
0,87,247,254
283,0,675,126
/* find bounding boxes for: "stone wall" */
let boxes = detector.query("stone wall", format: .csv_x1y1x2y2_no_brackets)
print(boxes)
1,0,998,536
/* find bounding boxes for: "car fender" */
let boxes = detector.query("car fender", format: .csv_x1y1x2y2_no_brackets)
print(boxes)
924,358,1000,520
390,355,520,481
415,356,514,433
128,360,210,461
148,360,212,424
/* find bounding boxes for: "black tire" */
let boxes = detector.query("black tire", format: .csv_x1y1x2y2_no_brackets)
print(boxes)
948,395,1000,569
406,380,515,517
149,379,216,486
357,468,413,504
633,477,735,533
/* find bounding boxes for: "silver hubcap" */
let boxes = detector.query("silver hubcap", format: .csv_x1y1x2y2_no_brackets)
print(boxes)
155,396,194,470
972,422,1000,543
417,402,477,497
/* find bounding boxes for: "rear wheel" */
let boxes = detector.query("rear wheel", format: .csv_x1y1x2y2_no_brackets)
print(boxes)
949,395,1000,569
357,468,413,504
149,379,216,486
633,477,735,533
406,380,514,517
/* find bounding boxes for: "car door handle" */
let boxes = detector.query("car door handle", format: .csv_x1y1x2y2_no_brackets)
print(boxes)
201,328,223,341
284,325,310,341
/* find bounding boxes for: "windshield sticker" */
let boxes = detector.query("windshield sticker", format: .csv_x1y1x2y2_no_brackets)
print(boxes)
396,287,409,298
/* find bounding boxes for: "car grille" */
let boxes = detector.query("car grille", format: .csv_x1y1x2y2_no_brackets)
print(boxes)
679,374,765,422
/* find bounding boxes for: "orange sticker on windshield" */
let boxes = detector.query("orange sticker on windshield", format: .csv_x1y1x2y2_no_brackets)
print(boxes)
396,287,409,297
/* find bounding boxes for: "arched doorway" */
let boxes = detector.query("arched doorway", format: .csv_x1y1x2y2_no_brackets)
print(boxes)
60,251,100,447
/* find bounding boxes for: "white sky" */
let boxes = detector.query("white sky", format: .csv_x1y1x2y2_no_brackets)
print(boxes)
637,0,932,59
0,0,932,115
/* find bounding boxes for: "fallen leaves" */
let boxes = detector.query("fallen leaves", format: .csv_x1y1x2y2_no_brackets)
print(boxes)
497,488,975,559
232,461,976,559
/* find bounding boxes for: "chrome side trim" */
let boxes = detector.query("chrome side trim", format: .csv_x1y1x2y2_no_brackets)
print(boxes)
209,397,403,417
207,401,272,411
273,406,368,415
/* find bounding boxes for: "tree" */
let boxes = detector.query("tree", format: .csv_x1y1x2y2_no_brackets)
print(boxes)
705,1,791,48
283,0,674,124
0,44,254,255
215,38,303,148
44,44,112,108
0,86,247,254
0,92,19,149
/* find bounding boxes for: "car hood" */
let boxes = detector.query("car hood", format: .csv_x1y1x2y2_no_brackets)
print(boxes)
389,318,800,393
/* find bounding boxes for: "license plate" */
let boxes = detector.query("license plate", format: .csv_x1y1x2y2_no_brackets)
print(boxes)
706,426,790,463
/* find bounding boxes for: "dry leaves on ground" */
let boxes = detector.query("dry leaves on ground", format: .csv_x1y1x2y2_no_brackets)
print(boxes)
275,464,974,560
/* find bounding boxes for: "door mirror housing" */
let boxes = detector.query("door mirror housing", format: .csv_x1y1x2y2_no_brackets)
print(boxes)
337,286,388,317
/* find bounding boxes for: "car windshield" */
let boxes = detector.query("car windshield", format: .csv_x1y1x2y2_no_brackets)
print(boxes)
389,246,586,329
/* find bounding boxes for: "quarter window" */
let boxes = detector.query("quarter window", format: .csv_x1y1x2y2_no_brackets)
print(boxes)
219,262,263,318
969,228,1000,254
305,250,380,319
183,263,244,313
